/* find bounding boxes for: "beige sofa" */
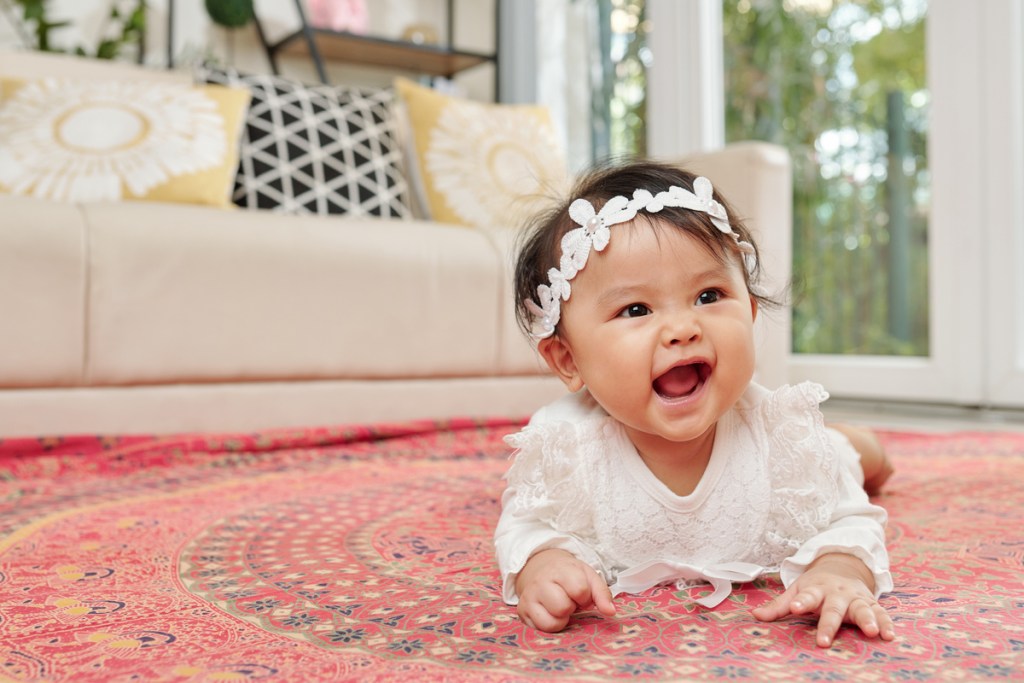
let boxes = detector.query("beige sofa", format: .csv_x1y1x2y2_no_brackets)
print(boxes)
0,50,791,437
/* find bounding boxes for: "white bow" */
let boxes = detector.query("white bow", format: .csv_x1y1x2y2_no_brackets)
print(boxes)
609,560,766,608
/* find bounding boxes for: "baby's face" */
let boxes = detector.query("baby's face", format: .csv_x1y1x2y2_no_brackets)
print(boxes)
548,218,758,452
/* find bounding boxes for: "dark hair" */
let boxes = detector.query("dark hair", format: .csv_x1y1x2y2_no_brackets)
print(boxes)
512,158,778,337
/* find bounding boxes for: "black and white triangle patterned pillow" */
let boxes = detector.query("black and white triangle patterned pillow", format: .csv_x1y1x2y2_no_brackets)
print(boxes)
198,65,411,218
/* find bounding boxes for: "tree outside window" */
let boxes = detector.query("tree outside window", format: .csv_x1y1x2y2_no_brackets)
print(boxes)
723,0,929,356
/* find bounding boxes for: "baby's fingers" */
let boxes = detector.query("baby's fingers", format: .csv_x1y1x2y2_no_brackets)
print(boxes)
556,565,615,618
814,596,847,647
752,589,796,622
755,585,825,622
816,596,895,647
850,598,896,642
586,570,616,617
518,584,575,632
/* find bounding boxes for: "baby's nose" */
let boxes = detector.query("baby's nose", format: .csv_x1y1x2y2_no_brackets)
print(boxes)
662,312,701,345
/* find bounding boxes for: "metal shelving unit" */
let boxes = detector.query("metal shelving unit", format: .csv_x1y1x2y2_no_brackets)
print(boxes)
253,0,497,89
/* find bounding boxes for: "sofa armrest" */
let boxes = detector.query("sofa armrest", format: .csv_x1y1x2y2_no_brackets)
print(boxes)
673,141,792,388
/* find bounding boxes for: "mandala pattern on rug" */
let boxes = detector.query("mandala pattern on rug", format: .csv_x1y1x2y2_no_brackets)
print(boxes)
0,423,1021,682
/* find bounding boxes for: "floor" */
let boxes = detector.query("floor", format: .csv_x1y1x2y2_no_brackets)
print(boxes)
821,398,1024,433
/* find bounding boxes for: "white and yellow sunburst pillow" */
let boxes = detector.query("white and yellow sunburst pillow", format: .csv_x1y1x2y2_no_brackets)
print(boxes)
393,77,568,230
0,77,250,207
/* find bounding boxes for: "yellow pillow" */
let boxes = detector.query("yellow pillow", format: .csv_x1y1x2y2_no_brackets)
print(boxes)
0,77,250,207
394,77,568,229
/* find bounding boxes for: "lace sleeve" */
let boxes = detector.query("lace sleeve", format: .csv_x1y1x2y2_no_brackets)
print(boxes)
756,382,892,595
755,382,840,563
493,417,612,604
780,430,893,596
502,419,605,538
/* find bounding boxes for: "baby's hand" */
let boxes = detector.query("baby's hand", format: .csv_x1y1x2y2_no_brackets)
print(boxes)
514,548,616,632
752,553,895,647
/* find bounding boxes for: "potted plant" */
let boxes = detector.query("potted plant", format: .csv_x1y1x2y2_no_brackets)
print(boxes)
204,0,253,28
10,0,145,60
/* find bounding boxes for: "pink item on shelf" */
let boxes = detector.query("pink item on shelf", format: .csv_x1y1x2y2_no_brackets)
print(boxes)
307,0,369,34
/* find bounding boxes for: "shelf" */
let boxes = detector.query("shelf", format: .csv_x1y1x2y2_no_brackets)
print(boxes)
274,29,493,79
252,0,499,95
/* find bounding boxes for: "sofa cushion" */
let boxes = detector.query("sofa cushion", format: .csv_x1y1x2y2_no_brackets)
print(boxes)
198,65,411,219
82,201,502,384
393,77,568,230
0,195,86,387
0,76,249,207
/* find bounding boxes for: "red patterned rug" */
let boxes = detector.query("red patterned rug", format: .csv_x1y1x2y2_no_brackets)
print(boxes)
0,420,1022,682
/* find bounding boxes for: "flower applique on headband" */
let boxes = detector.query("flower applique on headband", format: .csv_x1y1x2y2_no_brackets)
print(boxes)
526,176,757,340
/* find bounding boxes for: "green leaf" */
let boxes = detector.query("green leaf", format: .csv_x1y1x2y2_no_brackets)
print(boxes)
128,7,146,30
96,39,119,60
21,4,44,21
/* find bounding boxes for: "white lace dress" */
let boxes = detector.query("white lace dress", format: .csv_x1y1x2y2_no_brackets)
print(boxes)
494,381,892,607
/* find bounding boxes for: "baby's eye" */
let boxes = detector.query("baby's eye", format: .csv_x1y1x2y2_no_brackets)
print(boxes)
619,303,651,318
696,289,723,306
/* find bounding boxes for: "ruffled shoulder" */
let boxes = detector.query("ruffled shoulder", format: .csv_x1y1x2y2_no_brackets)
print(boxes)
746,382,842,564
503,401,615,539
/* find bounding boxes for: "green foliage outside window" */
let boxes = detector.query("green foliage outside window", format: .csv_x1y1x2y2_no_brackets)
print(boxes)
723,0,929,356
593,0,649,160
608,0,649,158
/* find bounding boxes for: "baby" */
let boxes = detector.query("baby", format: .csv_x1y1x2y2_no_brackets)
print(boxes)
495,160,895,647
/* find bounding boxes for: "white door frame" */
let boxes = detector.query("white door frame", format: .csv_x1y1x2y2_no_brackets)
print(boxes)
982,0,1024,408
646,0,724,159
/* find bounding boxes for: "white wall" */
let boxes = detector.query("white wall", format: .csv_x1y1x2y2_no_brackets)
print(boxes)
0,0,496,100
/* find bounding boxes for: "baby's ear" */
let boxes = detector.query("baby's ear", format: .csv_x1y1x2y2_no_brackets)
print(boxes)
537,335,584,392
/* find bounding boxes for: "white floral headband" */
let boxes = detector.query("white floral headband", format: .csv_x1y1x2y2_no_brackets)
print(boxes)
525,176,757,339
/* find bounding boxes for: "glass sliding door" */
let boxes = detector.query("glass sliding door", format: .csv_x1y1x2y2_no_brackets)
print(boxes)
716,0,1024,407
723,0,929,359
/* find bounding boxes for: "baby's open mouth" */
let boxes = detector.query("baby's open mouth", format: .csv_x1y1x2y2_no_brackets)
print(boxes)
653,362,711,399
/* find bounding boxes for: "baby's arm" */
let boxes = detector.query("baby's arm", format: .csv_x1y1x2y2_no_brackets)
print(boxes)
755,430,894,646
514,549,616,632
495,395,618,631
752,553,894,647
494,497,616,632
